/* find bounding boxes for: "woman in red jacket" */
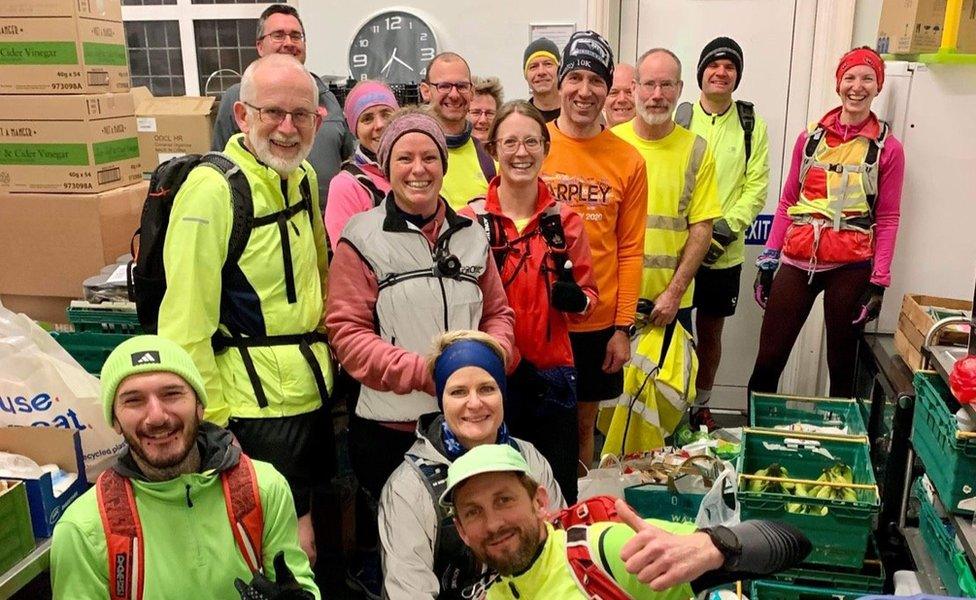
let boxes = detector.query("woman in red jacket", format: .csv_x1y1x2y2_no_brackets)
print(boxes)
460,100,597,502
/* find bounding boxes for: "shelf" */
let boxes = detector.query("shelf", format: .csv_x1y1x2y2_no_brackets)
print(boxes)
0,538,51,598
882,52,976,65
901,526,949,595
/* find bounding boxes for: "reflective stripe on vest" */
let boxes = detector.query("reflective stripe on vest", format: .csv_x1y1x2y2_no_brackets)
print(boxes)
565,526,630,600
792,123,886,228
642,135,707,283
96,454,265,600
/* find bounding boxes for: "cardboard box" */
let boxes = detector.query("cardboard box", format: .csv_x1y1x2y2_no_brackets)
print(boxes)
132,86,216,175
877,0,948,54
896,293,972,370
0,0,129,94
0,427,88,538
957,0,976,52
0,480,35,574
0,181,147,300
0,295,73,324
0,92,142,193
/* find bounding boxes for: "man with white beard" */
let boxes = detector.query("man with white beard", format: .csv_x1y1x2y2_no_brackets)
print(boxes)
157,53,333,566
612,48,721,334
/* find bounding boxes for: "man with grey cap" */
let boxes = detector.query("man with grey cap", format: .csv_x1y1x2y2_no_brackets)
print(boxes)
523,37,561,122
442,444,812,599
50,335,318,600
673,37,770,431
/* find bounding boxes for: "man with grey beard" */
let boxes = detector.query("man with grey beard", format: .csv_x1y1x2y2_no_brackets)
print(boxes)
157,53,333,566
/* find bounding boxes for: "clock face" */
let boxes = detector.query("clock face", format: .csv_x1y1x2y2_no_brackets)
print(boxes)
349,11,437,84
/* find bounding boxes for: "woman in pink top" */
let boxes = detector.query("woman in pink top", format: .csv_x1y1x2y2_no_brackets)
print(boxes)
324,80,399,249
749,47,905,398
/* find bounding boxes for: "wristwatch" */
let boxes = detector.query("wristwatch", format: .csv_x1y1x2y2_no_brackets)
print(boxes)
699,526,742,570
614,324,636,337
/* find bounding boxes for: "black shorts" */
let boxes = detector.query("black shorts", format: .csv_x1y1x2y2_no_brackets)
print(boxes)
229,405,335,517
570,327,624,402
694,264,743,317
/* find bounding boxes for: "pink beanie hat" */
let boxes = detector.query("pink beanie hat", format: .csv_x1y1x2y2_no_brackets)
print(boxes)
343,81,399,132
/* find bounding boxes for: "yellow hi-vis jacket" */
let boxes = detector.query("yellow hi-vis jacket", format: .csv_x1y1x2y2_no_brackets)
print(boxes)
597,321,698,454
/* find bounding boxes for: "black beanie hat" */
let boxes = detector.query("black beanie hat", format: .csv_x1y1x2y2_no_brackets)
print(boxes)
523,37,561,73
558,30,614,90
697,36,743,90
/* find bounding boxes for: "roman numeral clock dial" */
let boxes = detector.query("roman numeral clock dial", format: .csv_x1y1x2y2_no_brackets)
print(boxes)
348,11,438,84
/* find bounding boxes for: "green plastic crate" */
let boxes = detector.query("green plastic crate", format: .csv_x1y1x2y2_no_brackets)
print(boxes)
913,477,976,597
51,331,133,374
772,538,884,593
67,305,142,334
0,481,35,575
751,579,867,600
750,393,867,435
912,371,976,514
737,428,879,568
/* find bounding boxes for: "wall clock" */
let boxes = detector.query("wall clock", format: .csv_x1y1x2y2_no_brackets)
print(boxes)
348,11,438,84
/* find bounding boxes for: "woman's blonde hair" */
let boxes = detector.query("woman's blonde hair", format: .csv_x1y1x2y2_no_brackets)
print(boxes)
427,330,507,378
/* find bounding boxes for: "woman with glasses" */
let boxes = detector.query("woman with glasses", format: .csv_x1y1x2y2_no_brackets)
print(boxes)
466,76,504,144
460,100,597,503
325,80,399,249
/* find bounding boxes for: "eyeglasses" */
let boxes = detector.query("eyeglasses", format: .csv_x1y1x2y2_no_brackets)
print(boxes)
493,136,544,153
468,109,496,119
639,80,678,93
243,102,318,129
258,30,305,43
428,81,472,94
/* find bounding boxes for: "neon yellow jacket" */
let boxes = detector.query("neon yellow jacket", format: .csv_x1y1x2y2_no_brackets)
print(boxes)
50,431,318,599
158,135,332,426
683,101,770,269
442,137,490,210
487,522,695,600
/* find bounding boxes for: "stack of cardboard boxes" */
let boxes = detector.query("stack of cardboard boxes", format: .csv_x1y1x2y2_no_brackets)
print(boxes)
0,0,146,323
876,0,976,54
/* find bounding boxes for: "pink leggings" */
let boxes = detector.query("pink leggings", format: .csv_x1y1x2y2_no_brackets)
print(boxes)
749,262,871,398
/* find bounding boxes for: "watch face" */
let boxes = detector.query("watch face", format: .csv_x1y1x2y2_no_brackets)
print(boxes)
348,11,437,84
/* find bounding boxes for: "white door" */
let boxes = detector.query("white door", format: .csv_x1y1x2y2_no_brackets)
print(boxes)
619,0,818,411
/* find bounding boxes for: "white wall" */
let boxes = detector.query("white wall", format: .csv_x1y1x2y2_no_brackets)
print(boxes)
298,1,588,102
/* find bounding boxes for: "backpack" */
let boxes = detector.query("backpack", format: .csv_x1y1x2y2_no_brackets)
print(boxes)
127,152,254,334
675,100,756,170
468,199,571,280
340,161,385,207
96,454,264,600
799,120,889,215
552,496,630,600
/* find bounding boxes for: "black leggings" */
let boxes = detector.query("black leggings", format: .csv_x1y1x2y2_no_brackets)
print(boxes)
749,263,871,399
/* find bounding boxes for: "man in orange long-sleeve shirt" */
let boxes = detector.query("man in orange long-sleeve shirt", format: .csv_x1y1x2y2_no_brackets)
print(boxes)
540,31,648,469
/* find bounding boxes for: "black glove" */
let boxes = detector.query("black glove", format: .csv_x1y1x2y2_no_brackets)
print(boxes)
852,283,885,325
550,259,588,313
753,269,775,309
234,552,314,600
703,219,738,267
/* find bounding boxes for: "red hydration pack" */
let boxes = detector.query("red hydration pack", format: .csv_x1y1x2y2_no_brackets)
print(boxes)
95,454,265,600
551,495,631,600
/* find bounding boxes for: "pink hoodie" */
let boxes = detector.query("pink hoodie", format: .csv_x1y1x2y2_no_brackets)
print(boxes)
324,156,391,249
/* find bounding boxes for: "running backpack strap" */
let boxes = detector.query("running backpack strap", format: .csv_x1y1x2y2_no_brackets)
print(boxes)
565,526,631,600
468,198,508,272
736,100,756,168
199,152,254,267
221,454,265,575
799,125,826,185
674,102,694,129
862,121,888,215
473,138,497,182
341,162,386,207
96,469,145,600
551,496,621,529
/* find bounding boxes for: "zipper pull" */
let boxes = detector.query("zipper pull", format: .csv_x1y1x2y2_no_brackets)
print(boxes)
508,581,520,599
185,483,194,508
291,220,300,236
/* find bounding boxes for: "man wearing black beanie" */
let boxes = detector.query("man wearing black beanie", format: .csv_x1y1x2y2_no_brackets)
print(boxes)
523,37,562,122
675,36,770,431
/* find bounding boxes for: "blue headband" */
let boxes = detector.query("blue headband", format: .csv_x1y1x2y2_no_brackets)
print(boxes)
433,339,506,408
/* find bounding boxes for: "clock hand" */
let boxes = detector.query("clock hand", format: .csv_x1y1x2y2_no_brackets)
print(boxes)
392,54,415,71
381,47,398,74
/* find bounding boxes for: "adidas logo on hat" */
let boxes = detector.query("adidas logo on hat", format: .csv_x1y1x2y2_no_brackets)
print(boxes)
131,351,161,366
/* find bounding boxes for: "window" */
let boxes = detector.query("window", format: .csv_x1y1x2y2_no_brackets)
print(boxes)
125,21,186,95
121,0,290,97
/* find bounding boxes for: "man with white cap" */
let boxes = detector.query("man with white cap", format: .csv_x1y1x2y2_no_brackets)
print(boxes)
442,444,811,599
50,335,318,600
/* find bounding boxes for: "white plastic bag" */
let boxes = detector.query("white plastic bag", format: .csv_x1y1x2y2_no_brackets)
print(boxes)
578,455,644,500
0,301,124,481
695,459,740,528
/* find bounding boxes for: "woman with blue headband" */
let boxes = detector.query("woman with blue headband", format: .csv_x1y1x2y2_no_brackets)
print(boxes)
378,330,565,600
